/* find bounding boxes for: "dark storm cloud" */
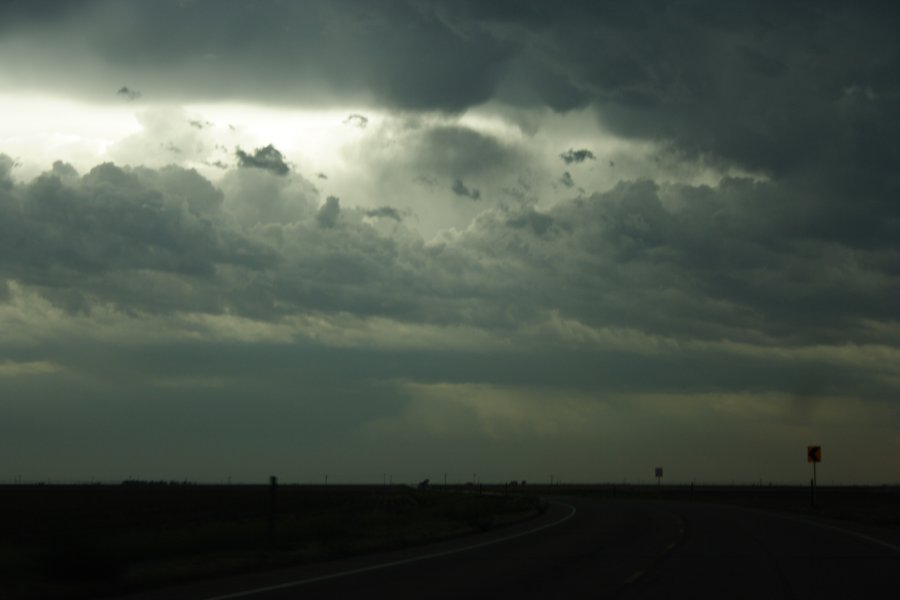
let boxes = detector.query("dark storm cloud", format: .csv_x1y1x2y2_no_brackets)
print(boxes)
4,1,897,135
506,210,554,236
3,153,900,488
9,1,897,212
451,179,481,201
0,154,15,186
410,126,519,179
0,0,511,111
317,195,341,228
559,149,595,165
560,171,574,188
4,1,900,482
510,1,900,195
1,157,428,321
0,0,80,26
116,85,141,101
0,157,275,314
4,157,887,356
235,144,290,176
365,206,403,222
400,173,898,354
344,114,368,129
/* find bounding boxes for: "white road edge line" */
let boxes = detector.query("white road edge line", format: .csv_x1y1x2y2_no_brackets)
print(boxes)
744,507,900,556
202,502,578,600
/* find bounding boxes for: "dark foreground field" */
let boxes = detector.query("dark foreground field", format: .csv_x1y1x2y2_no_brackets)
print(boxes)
0,483,541,600
3,483,898,600
531,482,900,528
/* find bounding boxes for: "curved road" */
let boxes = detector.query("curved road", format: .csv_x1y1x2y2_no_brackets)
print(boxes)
124,496,900,599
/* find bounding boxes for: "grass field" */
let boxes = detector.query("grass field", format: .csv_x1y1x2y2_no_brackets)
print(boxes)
530,482,900,528
0,483,542,600
5,481,897,599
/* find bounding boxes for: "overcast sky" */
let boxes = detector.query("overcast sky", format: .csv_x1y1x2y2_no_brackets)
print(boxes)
1,0,899,484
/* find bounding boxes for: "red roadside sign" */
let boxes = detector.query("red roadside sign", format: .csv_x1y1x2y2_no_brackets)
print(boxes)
807,446,822,463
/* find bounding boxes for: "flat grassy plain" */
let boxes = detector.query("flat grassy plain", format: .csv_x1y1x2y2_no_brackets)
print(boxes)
5,482,897,599
533,482,900,528
0,483,542,600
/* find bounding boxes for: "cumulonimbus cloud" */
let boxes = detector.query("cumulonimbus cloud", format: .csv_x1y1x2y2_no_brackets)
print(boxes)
235,144,290,176
451,178,481,200
116,85,141,101
560,149,595,165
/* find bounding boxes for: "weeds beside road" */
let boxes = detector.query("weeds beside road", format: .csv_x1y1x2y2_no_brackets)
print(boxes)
0,483,542,600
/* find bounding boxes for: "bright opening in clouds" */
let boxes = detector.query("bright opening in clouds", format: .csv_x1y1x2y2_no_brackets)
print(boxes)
1,0,898,485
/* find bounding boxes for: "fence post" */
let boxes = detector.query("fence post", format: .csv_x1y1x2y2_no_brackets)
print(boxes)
268,475,278,549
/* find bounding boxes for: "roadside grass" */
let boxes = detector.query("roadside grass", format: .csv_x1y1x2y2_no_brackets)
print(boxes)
0,484,541,600
536,483,900,529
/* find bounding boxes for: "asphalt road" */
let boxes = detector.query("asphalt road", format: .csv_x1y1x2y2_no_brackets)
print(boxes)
123,496,900,599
